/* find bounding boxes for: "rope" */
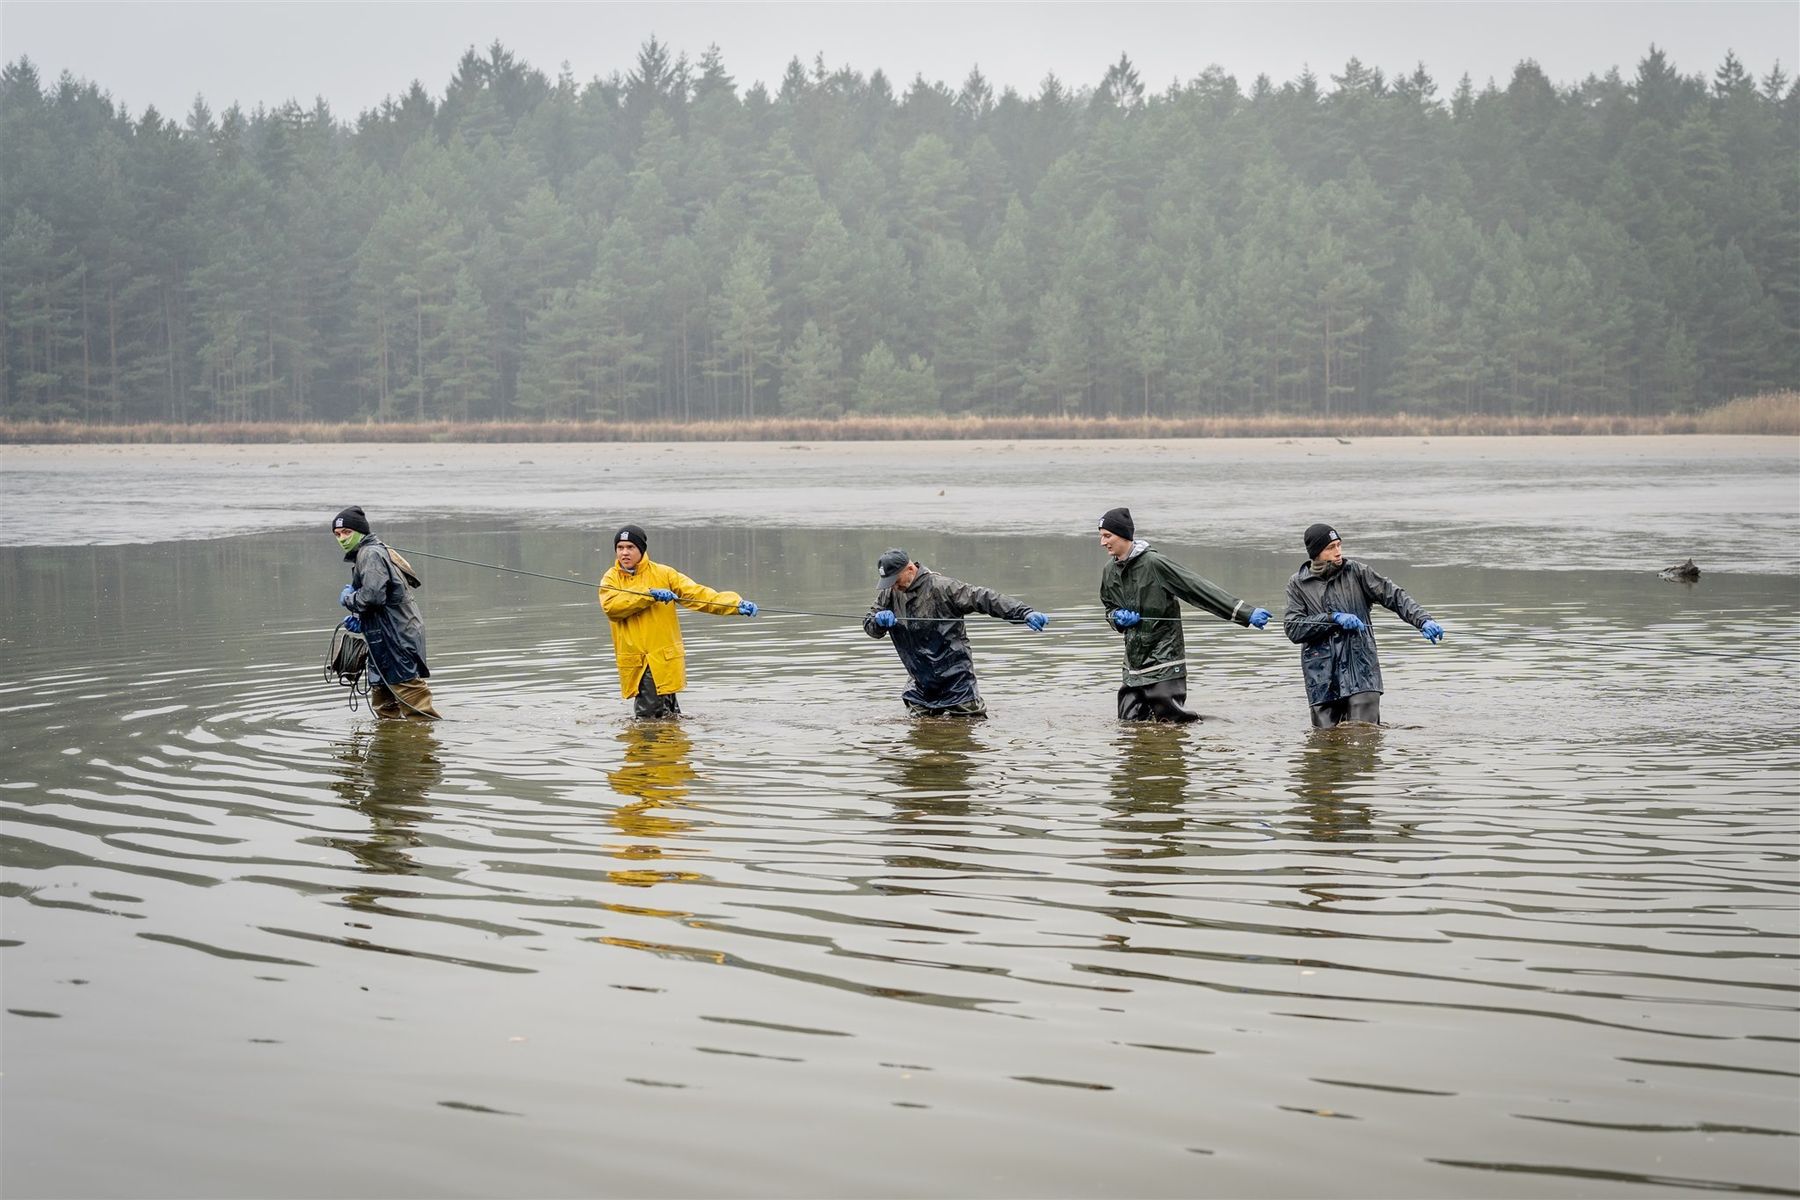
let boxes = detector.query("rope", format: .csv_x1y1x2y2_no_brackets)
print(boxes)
390,545,941,623
323,621,373,712
388,545,1277,631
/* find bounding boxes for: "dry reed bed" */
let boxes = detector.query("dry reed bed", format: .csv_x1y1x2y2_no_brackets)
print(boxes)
4,394,1795,444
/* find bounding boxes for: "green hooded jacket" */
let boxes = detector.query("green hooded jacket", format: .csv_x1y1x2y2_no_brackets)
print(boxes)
1099,542,1254,686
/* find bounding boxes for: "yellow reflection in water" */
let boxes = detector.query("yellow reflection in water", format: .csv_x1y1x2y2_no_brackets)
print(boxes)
604,722,706,888
596,935,726,965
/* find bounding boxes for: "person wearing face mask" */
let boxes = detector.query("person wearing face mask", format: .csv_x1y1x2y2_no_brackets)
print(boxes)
1283,522,1444,728
599,523,759,719
332,506,440,720
1097,507,1271,723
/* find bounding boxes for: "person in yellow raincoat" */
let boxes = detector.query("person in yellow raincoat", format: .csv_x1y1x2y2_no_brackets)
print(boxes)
599,523,760,718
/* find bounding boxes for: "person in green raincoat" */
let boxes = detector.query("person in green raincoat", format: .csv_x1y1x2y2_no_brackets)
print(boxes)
1097,507,1271,722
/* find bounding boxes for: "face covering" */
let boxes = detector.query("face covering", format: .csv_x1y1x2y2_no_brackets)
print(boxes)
336,531,364,552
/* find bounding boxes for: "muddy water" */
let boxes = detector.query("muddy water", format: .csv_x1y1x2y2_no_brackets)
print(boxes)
2,441,1796,1198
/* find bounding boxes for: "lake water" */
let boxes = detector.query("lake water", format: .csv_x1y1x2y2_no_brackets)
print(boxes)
2,438,1797,1198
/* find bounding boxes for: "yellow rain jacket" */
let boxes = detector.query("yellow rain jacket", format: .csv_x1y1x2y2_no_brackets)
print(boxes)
599,556,743,698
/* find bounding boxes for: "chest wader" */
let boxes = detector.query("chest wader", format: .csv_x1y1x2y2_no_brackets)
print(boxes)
1310,692,1381,728
904,694,987,718
1118,675,1201,723
634,669,682,719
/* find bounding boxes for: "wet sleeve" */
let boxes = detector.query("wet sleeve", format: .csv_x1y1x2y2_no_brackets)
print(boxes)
1283,575,1337,644
862,598,891,641
942,576,1032,623
1358,562,1431,628
348,546,396,613
670,570,743,616
599,570,654,619
1100,569,1127,634
1158,556,1251,626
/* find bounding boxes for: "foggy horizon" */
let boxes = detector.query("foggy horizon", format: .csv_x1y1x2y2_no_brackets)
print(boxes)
3,1,1795,122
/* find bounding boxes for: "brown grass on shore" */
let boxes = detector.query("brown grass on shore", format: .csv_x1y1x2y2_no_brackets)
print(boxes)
3,395,1795,444
1690,391,1800,436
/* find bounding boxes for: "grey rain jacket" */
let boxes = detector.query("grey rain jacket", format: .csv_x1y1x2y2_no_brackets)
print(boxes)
344,535,431,686
1283,558,1431,705
862,566,1033,711
1100,541,1255,687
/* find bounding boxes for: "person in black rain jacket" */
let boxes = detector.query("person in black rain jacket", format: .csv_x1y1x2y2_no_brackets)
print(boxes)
1283,522,1443,728
862,548,1048,716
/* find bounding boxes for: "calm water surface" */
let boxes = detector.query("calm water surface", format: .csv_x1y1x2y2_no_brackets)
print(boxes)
2,441,1796,1198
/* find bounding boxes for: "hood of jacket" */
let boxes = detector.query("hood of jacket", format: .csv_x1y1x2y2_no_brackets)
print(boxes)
343,532,382,563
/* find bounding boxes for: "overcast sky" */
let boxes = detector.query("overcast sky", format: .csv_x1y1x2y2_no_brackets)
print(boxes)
3,1,1794,119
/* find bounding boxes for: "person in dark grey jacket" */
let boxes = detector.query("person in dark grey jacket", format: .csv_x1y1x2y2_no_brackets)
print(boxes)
1283,522,1442,728
862,548,1048,716
334,506,440,720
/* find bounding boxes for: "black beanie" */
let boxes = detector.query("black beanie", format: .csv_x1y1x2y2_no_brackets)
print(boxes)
613,523,648,553
1304,522,1341,559
1099,507,1135,540
332,506,370,535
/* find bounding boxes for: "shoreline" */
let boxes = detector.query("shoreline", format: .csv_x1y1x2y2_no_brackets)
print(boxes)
2,437,1793,573
3,396,1797,445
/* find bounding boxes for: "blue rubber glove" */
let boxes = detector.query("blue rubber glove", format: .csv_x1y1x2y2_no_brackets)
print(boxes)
874,610,897,629
1111,609,1141,630
649,588,677,602
1025,611,1049,632
1421,619,1444,643
738,600,758,617
339,584,355,609
1331,611,1366,632
342,615,361,634
1248,607,1270,629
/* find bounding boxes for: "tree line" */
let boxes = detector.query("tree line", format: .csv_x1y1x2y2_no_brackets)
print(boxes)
1,41,1795,425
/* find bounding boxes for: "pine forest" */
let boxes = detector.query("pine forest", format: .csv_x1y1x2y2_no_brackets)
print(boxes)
1,41,1795,427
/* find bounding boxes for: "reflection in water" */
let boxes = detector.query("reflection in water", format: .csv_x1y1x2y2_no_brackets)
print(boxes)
1287,726,1383,843
1108,724,1193,816
605,722,703,887
6,498,1800,1200
885,718,983,823
329,722,444,881
1102,724,1193,866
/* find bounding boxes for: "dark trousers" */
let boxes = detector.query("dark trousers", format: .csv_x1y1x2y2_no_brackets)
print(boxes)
1118,678,1200,723
633,669,682,719
1310,691,1382,729
904,696,987,718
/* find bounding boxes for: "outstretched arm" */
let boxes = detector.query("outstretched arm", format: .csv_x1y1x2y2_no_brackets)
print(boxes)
940,575,1033,623
1159,556,1255,626
670,571,744,616
1357,562,1431,628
